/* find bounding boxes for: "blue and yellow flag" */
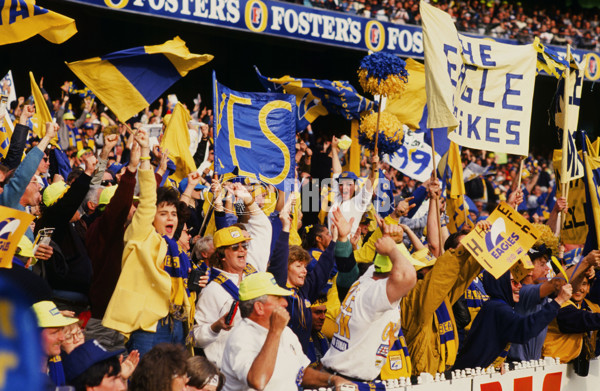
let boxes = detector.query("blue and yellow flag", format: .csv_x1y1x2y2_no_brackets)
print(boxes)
161,102,196,183
213,72,296,191
255,66,374,131
442,142,473,234
533,38,570,79
66,37,213,121
0,205,35,268
0,0,76,45
581,131,600,256
29,72,52,139
0,117,12,160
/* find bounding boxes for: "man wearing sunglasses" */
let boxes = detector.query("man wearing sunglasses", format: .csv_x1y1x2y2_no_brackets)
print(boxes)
194,195,294,368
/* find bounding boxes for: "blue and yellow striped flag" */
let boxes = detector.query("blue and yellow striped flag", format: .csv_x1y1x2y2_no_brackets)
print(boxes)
66,37,213,121
0,0,76,45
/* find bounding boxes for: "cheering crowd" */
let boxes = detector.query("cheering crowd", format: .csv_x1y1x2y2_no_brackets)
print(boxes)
306,0,600,50
2,71,600,391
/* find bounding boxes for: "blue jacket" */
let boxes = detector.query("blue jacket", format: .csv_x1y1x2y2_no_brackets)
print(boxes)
453,271,560,370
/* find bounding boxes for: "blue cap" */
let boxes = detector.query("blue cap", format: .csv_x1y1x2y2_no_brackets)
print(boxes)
107,163,125,175
82,122,94,130
178,177,207,194
338,171,358,181
63,340,124,382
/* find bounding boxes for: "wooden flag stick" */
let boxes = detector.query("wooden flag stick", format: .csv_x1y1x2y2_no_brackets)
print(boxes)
430,131,444,253
374,98,382,157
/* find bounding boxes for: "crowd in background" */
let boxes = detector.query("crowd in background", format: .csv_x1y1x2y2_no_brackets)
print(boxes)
303,0,600,50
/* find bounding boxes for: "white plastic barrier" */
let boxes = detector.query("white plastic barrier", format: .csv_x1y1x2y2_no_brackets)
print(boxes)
306,358,600,390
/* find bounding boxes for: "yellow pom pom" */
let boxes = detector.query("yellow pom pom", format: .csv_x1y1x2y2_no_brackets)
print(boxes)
358,70,408,97
532,223,559,256
360,112,404,143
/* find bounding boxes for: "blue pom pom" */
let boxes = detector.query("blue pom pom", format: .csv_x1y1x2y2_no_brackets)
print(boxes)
358,130,403,156
359,52,408,81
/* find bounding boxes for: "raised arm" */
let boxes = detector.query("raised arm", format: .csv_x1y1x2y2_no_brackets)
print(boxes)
376,224,417,304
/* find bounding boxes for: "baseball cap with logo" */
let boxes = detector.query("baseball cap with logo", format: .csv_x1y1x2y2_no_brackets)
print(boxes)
213,226,250,248
338,171,358,181
63,340,125,382
239,272,292,301
32,300,78,328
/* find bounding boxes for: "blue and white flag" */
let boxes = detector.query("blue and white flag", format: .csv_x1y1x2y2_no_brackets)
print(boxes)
213,72,296,191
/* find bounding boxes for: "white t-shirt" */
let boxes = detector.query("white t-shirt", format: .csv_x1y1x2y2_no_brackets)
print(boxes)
321,268,401,381
221,318,310,391
193,269,243,367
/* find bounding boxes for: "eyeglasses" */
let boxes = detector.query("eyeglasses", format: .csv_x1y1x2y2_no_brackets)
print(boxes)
64,328,83,342
230,242,249,251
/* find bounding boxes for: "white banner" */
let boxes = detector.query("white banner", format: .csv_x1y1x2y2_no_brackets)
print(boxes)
1,70,16,106
384,129,440,182
421,0,537,156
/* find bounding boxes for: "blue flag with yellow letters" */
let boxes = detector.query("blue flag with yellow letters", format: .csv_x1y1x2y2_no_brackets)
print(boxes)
255,66,375,131
213,73,296,191
67,37,213,121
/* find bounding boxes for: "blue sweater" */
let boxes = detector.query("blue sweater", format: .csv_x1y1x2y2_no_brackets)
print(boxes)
454,271,560,370
0,147,44,241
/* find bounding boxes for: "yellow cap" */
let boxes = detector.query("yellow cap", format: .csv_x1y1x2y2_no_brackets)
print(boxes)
239,272,292,301
16,236,34,258
213,226,250,248
412,248,437,271
76,148,93,159
62,112,76,121
32,301,78,328
374,243,426,273
99,185,117,206
43,181,69,206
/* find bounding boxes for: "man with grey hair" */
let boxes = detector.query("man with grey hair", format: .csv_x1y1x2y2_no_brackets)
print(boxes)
192,235,215,266
221,272,355,391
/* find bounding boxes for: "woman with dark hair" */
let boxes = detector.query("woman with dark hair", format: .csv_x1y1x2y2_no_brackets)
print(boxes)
186,356,224,391
129,343,189,391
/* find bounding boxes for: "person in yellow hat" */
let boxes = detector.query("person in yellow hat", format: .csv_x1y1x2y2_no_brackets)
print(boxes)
221,272,355,391
32,300,78,388
193,194,293,367
57,95,91,150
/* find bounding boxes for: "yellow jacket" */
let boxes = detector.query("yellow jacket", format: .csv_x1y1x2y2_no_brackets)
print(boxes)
542,299,600,363
103,169,190,336
353,215,398,263
401,246,481,375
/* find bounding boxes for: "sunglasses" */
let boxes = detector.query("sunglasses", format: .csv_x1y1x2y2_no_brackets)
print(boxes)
230,242,249,251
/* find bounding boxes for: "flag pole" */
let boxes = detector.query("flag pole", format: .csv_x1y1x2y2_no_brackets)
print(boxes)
374,97,381,157
430,130,444,253
559,45,572,232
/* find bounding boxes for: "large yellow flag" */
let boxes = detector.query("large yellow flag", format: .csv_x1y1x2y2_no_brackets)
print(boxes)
385,58,427,130
0,0,77,45
161,102,196,183
29,72,52,138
